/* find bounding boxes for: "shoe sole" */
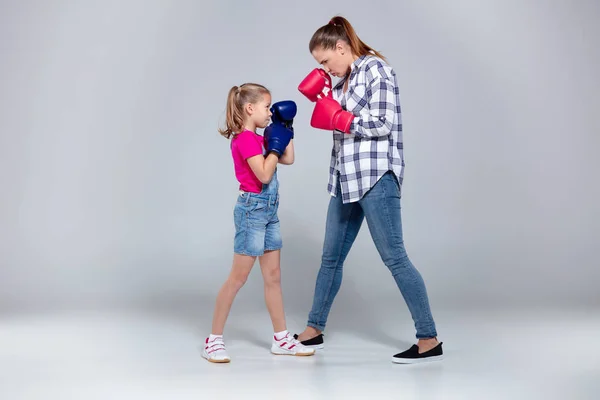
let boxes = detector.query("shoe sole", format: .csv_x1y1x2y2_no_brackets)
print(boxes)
304,343,324,350
202,353,231,363
207,358,231,363
391,355,444,364
271,348,316,356
271,351,315,356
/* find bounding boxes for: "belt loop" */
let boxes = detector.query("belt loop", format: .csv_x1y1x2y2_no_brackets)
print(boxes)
245,193,250,204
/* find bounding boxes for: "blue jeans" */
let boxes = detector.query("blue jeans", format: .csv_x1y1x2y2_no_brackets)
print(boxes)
307,171,438,339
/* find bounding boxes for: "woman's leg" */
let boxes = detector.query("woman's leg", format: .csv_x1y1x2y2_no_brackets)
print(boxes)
360,172,438,350
211,253,256,335
297,190,364,341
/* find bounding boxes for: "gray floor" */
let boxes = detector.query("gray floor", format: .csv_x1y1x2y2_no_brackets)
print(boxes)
1,306,598,399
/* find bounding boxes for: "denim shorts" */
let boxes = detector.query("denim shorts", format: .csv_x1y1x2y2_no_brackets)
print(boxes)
233,192,282,256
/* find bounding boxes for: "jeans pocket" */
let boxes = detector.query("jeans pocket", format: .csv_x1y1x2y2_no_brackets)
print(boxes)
247,202,268,227
389,171,400,189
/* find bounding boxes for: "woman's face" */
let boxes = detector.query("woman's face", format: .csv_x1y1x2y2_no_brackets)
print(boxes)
311,41,352,78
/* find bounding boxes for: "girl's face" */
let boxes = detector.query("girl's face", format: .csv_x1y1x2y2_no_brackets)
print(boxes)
246,93,272,130
311,41,353,78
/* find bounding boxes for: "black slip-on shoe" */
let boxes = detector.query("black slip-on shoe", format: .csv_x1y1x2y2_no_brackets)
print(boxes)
292,333,324,349
392,342,444,364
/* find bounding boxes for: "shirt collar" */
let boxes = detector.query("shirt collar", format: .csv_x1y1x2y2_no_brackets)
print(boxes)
351,54,368,71
334,54,369,90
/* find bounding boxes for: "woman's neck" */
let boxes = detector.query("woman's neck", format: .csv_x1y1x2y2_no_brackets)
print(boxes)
345,53,360,77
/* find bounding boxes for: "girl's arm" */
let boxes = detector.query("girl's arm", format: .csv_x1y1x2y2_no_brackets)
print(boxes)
247,153,279,184
278,140,295,165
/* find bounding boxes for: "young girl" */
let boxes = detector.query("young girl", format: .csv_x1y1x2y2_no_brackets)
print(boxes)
202,83,315,363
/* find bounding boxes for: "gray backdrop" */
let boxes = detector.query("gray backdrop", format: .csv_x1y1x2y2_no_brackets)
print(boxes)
1,0,599,317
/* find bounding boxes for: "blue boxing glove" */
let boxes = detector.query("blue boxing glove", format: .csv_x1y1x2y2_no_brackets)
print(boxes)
264,124,293,158
270,100,297,138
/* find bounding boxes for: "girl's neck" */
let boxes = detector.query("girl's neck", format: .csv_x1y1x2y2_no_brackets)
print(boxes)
243,122,256,133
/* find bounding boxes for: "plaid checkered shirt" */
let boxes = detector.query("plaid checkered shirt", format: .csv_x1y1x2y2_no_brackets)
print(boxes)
329,55,404,203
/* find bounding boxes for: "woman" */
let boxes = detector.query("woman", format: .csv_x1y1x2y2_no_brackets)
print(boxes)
295,16,443,364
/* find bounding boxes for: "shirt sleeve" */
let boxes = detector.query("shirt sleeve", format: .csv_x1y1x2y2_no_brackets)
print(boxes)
235,131,263,160
349,74,397,138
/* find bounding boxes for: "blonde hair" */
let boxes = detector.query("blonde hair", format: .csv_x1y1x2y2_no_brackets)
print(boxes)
218,83,270,139
309,16,386,61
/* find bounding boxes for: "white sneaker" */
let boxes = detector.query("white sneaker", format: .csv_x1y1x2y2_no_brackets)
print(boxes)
202,336,231,363
271,333,316,356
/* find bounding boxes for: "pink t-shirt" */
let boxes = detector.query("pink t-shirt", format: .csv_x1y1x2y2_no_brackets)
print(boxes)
231,130,266,193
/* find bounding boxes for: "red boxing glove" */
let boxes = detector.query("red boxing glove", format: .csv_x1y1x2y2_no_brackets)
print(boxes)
310,97,354,134
298,68,333,102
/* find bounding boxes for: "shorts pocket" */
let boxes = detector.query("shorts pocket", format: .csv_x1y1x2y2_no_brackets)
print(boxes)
247,202,269,227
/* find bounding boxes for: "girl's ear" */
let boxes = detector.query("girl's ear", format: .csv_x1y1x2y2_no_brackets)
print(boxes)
244,102,253,115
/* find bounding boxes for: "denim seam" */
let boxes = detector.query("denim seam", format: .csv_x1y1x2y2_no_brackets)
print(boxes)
381,177,435,337
314,204,356,323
